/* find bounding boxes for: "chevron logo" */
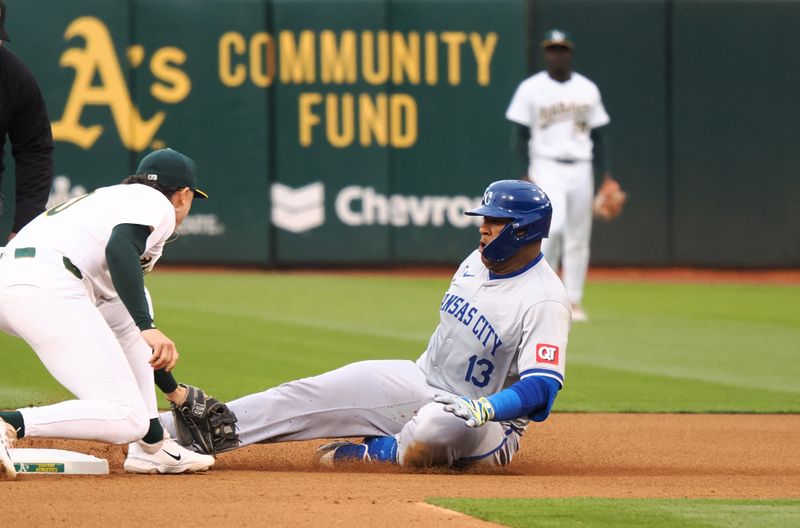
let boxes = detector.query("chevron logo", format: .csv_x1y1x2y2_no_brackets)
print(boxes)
271,182,325,233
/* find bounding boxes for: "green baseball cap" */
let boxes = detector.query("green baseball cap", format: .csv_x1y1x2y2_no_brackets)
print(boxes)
541,29,574,50
136,148,208,199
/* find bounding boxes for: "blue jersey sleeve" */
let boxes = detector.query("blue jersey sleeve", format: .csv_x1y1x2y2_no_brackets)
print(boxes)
486,376,561,422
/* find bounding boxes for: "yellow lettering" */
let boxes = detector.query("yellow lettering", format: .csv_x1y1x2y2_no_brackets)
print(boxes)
359,93,388,146
219,32,246,87
250,32,275,87
392,32,420,85
280,30,316,84
298,91,416,148
362,31,389,85
150,47,191,104
320,30,356,84
51,17,164,151
298,92,322,146
127,45,145,68
390,93,417,148
326,94,354,148
470,32,497,86
425,32,438,85
441,31,467,85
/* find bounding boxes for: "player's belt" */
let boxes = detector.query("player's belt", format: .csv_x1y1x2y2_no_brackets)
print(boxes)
554,158,577,164
5,247,83,280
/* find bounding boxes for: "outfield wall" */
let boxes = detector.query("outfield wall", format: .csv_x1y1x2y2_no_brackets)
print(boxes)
1,0,797,267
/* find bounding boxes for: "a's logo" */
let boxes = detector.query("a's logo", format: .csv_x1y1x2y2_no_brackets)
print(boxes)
271,182,326,233
51,17,190,151
536,343,559,364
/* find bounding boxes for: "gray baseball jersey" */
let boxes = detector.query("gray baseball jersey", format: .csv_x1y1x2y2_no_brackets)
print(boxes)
160,249,571,466
418,250,569,407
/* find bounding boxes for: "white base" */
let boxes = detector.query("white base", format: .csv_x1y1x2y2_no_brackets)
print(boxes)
9,448,109,475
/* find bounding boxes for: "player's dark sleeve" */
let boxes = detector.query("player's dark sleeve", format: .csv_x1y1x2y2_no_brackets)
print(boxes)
486,376,561,422
590,125,611,176
106,223,154,331
8,57,54,233
512,123,531,175
154,368,179,393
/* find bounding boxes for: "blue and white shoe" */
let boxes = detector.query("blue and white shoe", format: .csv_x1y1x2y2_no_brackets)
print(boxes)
315,436,398,466
314,441,369,466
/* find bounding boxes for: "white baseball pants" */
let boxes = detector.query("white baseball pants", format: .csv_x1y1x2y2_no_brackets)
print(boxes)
0,253,156,444
161,360,521,467
531,158,594,305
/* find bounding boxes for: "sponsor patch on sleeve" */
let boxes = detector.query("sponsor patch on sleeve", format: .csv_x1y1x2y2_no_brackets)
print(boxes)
535,343,559,365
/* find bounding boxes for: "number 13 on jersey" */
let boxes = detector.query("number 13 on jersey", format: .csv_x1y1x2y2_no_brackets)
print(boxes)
465,355,494,388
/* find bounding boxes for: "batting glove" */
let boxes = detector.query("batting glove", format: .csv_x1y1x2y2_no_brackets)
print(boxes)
434,394,495,428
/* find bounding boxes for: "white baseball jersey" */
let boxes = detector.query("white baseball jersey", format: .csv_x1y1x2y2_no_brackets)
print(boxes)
417,249,570,413
7,184,175,301
0,183,175,446
505,71,609,162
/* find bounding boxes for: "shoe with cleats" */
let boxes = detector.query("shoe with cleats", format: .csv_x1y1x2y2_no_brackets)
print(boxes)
124,433,215,474
314,441,369,466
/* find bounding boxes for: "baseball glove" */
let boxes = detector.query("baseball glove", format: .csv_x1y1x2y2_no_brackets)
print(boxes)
593,178,628,221
171,384,240,455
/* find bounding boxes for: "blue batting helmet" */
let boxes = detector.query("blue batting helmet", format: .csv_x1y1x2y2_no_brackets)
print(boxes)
465,180,552,263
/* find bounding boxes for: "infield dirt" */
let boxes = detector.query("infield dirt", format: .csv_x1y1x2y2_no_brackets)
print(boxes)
3,413,798,527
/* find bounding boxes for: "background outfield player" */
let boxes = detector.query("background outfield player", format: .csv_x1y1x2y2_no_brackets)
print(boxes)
162,180,570,468
506,29,621,322
0,148,214,478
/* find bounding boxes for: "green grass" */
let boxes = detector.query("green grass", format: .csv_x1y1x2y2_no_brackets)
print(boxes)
426,498,800,528
0,272,798,411
566,281,800,412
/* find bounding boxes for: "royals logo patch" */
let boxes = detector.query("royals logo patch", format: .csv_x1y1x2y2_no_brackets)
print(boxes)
536,343,559,365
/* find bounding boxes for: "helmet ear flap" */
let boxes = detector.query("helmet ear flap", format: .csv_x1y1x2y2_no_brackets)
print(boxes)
465,179,553,263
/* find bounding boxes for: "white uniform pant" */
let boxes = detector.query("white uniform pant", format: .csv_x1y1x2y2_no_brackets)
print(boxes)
0,255,156,444
531,158,593,305
161,360,521,467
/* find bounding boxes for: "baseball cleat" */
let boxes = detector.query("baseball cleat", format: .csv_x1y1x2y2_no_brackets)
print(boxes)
314,441,370,467
124,433,215,474
571,304,589,323
0,418,17,480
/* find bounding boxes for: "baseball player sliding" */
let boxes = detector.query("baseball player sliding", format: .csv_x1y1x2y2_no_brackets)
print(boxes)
162,180,570,469
506,29,621,322
0,148,214,478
